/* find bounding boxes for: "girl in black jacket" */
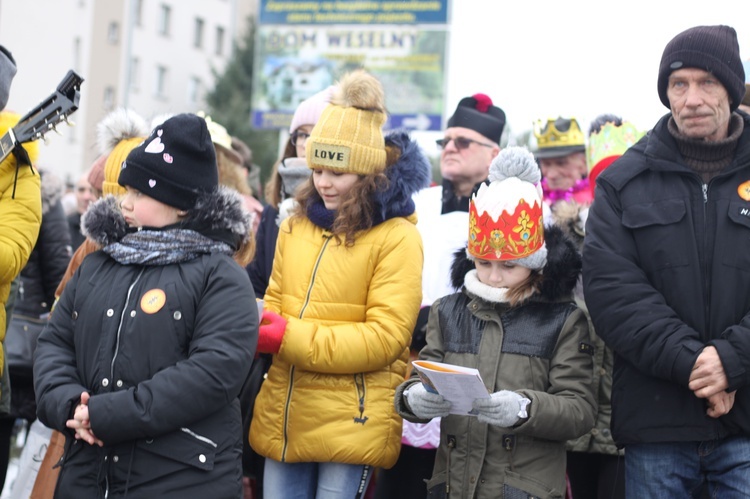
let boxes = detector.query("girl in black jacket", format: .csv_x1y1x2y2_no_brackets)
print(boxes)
34,114,258,499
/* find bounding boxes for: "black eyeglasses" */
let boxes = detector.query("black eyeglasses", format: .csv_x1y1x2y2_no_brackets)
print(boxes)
291,131,311,146
435,136,494,150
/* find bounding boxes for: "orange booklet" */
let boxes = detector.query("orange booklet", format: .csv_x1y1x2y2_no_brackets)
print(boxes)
411,360,490,416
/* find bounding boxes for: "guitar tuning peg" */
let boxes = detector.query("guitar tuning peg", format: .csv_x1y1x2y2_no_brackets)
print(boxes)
64,115,76,127
51,125,63,137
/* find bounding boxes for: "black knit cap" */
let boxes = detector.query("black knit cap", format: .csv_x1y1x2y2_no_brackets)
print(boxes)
658,25,746,112
446,93,506,144
119,113,218,210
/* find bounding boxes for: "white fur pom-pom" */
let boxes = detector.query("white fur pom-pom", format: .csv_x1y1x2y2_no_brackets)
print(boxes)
488,146,540,184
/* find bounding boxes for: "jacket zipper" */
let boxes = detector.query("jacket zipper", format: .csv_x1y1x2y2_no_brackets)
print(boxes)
353,373,368,424
110,268,145,382
701,181,710,337
281,235,332,461
104,268,144,498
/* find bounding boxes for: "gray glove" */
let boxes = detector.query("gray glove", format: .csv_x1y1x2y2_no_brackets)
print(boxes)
472,390,530,427
405,383,451,419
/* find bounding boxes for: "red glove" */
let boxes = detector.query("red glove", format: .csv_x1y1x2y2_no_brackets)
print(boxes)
257,310,287,354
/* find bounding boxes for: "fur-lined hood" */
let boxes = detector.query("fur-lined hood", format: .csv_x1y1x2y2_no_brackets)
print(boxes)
81,186,253,251
374,131,431,220
450,224,581,302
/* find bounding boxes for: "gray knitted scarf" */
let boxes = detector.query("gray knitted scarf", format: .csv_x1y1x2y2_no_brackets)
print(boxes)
103,228,233,265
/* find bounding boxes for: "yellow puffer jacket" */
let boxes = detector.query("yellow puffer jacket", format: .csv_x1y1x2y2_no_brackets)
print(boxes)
0,111,41,376
250,213,423,468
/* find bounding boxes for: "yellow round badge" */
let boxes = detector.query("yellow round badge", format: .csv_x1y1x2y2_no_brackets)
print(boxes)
738,181,750,201
140,289,166,314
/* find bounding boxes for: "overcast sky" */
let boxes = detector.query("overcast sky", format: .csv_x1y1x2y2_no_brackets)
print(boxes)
439,0,750,144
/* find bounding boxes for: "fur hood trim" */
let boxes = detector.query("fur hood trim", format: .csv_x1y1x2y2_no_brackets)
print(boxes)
450,224,581,301
82,186,252,250
374,131,431,220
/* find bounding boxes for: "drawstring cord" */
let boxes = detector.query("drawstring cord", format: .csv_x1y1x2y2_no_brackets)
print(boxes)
10,143,35,199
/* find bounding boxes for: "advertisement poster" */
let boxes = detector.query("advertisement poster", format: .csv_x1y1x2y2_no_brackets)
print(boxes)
253,0,450,131
259,0,448,25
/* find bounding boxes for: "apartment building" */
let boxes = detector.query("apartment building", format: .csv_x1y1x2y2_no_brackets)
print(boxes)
0,0,256,183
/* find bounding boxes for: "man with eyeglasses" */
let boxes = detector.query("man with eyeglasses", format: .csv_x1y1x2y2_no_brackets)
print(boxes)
413,93,504,304
375,93,505,499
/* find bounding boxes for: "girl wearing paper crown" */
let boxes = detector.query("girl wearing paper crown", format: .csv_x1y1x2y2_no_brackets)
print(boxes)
394,146,596,498
34,113,258,498
249,69,430,498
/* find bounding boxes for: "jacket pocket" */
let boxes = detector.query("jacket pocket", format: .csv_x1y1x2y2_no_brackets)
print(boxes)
135,427,217,471
622,199,689,271
425,470,447,498
504,469,563,498
723,201,750,269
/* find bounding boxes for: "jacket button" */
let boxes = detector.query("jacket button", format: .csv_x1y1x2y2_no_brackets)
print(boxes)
173,311,182,320
116,380,123,388
72,311,78,320
106,309,114,317
599,368,607,376
199,454,206,463
470,476,475,483
101,378,109,387
591,428,599,435
130,310,136,318
112,455,119,463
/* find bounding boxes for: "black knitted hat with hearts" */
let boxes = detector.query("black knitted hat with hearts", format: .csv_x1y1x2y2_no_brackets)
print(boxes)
118,113,217,210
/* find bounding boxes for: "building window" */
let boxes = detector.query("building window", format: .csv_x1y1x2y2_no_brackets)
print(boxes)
194,18,204,49
158,4,171,36
103,86,115,110
129,57,140,90
134,0,143,27
215,26,225,56
108,22,119,44
155,65,168,97
188,77,201,104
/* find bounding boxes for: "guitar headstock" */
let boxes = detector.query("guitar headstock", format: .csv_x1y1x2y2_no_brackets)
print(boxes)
13,70,84,145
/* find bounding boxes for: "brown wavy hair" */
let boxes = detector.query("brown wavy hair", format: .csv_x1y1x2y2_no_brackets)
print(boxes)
505,270,544,307
289,135,401,246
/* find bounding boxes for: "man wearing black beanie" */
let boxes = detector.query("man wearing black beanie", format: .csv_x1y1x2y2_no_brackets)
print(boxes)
584,25,750,497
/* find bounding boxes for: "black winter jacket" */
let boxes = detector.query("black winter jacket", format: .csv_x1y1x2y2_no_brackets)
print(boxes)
34,189,258,499
15,171,72,319
583,111,750,445
246,204,279,297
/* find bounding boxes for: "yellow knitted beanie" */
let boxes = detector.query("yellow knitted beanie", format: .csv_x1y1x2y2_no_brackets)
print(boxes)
306,70,386,175
96,109,149,197
102,136,142,196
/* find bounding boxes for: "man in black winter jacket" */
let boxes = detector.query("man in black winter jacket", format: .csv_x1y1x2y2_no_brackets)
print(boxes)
583,25,750,497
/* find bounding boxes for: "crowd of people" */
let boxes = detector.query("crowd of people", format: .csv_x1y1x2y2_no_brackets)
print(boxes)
0,22,747,499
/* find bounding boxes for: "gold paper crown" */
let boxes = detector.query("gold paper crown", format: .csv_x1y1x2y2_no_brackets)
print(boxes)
533,117,585,150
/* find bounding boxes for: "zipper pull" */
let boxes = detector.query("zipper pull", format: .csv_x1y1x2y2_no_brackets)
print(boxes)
702,183,708,203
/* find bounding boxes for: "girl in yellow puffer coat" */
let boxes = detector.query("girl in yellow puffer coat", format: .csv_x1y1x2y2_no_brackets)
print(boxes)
249,69,431,499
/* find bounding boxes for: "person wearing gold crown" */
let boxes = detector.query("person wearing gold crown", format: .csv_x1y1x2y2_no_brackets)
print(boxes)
584,25,750,497
534,117,591,208
395,146,595,498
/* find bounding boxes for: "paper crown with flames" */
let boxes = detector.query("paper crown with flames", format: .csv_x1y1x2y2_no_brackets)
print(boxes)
587,120,645,190
533,117,586,159
468,147,547,269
